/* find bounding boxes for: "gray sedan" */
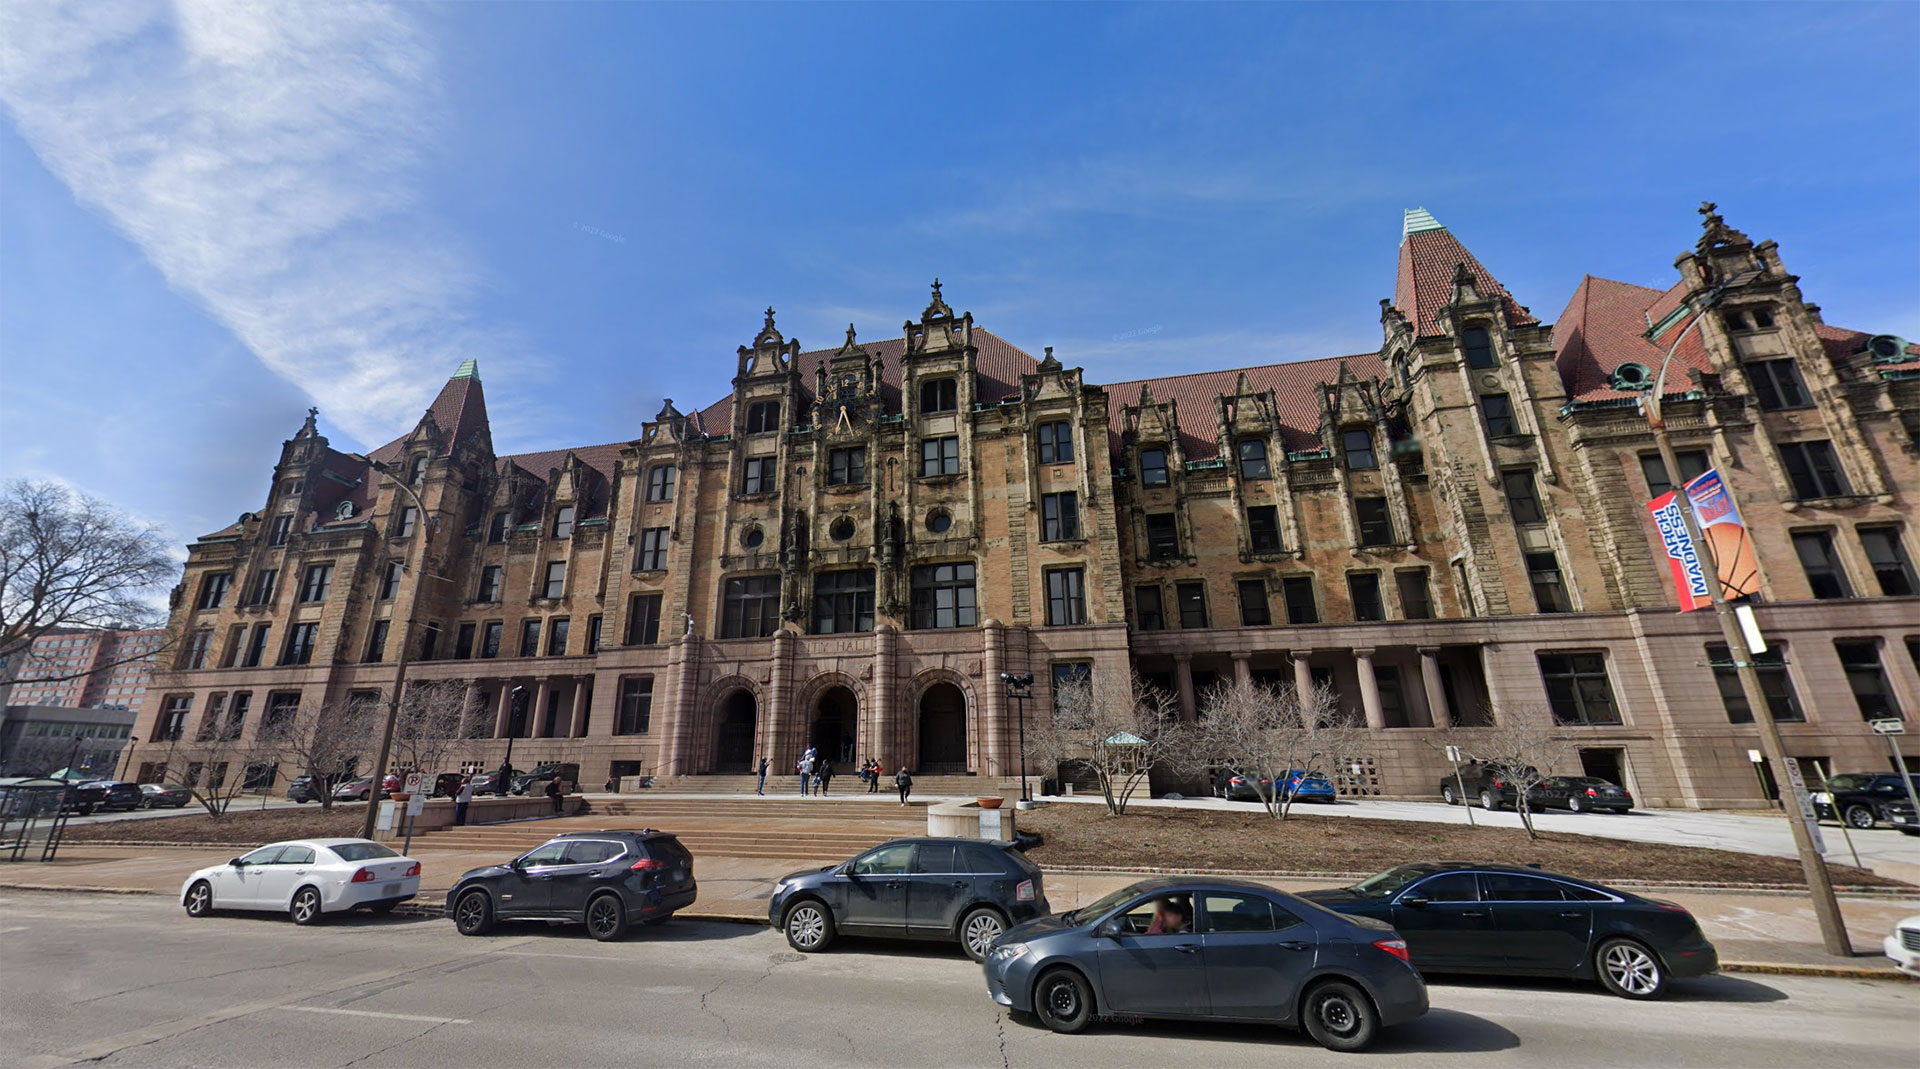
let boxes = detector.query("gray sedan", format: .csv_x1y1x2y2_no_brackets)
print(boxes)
983,877,1427,1052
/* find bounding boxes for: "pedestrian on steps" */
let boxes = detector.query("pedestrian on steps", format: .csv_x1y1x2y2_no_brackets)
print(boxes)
454,777,474,826
755,755,769,796
817,759,834,796
895,765,913,806
866,758,883,794
546,776,564,815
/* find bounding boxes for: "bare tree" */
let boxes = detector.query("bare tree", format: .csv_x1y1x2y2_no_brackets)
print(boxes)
262,694,379,811
147,728,282,818
1446,703,1570,840
1190,678,1364,820
0,480,177,668
389,679,485,778
1025,671,1182,816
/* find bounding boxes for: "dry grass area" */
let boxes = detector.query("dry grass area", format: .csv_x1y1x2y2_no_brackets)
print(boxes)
64,806,365,845
1018,804,1906,889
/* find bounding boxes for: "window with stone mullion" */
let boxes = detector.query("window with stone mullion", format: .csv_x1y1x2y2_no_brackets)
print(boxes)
721,575,781,639
812,570,875,634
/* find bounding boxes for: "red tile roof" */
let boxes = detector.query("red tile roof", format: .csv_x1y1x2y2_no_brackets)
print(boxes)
1394,228,1539,339
369,372,490,465
1102,352,1386,459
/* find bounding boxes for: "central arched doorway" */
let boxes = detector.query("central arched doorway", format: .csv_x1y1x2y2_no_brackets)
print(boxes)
812,686,858,766
714,690,756,773
918,682,968,774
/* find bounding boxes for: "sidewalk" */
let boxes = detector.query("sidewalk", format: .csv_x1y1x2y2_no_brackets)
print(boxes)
3,842,1910,980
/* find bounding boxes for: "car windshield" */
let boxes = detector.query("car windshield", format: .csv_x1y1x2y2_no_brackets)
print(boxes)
329,842,399,862
1347,865,1435,899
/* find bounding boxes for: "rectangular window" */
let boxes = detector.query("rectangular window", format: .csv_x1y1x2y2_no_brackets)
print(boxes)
520,619,541,657
553,506,575,539
646,465,677,502
1706,643,1803,724
241,624,271,668
638,527,669,571
379,560,403,601
454,622,475,660
263,691,300,736
1502,469,1545,525
617,677,653,735
184,628,214,670
477,564,501,603
1343,429,1378,470
1778,440,1850,499
813,570,875,634
827,447,867,486
1238,579,1270,626
246,568,278,606
1748,359,1812,410
910,562,977,630
1247,506,1282,553
1145,513,1180,560
1046,569,1087,626
299,563,333,603
721,575,781,638
488,511,510,544
627,593,662,645
1135,586,1165,630
1349,573,1384,621
1859,527,1918,596
1140,447,1169,487
1641,450,1710,499
745,400,781,434
268,514,293,548
1539,653,1619,725
743,457,777,494
1480,393,1517,437
408,455,427,486
159,695,192,741
280,622,317,666
1283,576,1318,624
1397,570,1434,620
920,436,960,477
1836,641,1902,719
1462,326,1495,369
1355,498,1394,547
221,692,250,741
920,378,958,414
1037,421,1074,464
364,619,390,663
1177,581,1208,628
196,572,232,610
587,615,602,654
1792,531,1853,599
395,506,417,538
1526,552,1572,613
479,620,502,659
547,617,570,656
419,622,440,661
542,561,566,600
1237,439,1270,479
1041,492,1080,541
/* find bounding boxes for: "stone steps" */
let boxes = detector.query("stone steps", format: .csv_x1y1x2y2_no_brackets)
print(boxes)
641,774,1022,796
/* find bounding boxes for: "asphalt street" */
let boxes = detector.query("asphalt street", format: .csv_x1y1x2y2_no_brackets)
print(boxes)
2,892,1913,1068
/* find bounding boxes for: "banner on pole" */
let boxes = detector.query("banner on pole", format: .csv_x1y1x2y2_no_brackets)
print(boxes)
1647,468,1761,612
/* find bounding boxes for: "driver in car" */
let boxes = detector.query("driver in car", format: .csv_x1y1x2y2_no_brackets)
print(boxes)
1145,897,1191,935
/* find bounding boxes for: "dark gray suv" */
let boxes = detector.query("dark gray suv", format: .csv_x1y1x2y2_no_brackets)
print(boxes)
769,837,1047,962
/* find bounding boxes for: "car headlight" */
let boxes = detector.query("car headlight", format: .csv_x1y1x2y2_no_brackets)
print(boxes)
989,942,1029,963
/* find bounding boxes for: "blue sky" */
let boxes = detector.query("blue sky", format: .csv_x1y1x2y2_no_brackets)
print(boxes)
3,1,1915,550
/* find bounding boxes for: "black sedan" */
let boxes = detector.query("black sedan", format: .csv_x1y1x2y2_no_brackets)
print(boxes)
770,837,1048,962
1300,863,1717,999
139,783,192,809
447,829,697,941
83,780,144,812
1532,776,1634,814
983,877,1428,1052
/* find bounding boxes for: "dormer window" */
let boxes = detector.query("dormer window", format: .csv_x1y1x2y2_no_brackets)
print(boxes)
920,378,958,414
1342,429,1378,470
1140,448,1169,487
646,466,677,503
1037,421,1074,464
1237,439,1270,479
745,401,781,434
1462,326,1496,370
408,455,427,486
553,505,575,539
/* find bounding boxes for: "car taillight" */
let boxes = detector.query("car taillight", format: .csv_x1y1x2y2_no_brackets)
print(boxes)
1586,788,1598,797
403,862,420,878
1493,777,1506,788
1657,903,1691,915
1373,938,1410,962
351,868,376,883
1016,879,1035,902
630,857,665,872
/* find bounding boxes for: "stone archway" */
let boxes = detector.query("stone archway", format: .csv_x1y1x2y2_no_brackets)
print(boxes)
713,689,757,773
812,685,859,767
918,682,968,774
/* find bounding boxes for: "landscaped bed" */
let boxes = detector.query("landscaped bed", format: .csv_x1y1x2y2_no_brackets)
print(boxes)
1017,803,1908,889
63,806,367,845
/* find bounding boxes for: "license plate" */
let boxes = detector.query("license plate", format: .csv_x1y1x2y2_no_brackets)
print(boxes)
383,882,401,895
672,870,686,883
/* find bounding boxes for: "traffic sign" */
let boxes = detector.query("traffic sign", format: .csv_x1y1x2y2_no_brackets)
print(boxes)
404,771,424,793
1870,718,1906,736
1444,745,1462,763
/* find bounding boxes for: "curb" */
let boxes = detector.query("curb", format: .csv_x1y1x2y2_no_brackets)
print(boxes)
1719,960,1913,981
1036,866,1919,898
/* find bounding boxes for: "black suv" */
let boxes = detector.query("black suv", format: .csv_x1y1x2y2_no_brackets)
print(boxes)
769,837,1048,962
86,781,144,812
1813,773,1920,829
1439,763,1538,810
446,829,697,941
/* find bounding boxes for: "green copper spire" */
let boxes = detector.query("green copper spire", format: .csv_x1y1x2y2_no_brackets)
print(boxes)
452,359,480,381
1402,207,1444,237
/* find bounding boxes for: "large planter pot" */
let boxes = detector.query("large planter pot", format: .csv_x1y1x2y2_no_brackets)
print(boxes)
390,791,411,801
976,797,1003,809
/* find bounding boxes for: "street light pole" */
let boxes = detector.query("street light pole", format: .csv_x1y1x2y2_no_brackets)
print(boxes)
1642,286,1852,956
360,463,436,841
1001,672,1033,803
118,735,139,782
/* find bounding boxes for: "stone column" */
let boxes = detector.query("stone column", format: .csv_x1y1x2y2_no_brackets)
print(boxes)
570,678,591,738
665,637,697,775
462,681,481,735
767,629,794,764
875,625,899,772
531,679,552,738
1174,654,1197,722
981,620,1004,776
1292,650,1314,700
1354,648,1386,730
1418,647,1451,729
493,683,513,739
1232,652,1253,687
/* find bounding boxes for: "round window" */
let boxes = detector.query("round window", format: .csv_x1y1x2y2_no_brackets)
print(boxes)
830,517,855,542
743,527,765,549
927,511,952,534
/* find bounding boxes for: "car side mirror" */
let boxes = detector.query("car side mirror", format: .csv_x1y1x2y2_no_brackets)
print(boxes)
229,858,245,867
509,858,525,872
1095,919,1122,939
1397,895,1428,909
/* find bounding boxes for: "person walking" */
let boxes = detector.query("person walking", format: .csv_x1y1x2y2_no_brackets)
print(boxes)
798,750,814,796
866,758,883,794
816,759,834,796
454,777,474,826
755,755,770,796
895,764,913,806
545,775,564,815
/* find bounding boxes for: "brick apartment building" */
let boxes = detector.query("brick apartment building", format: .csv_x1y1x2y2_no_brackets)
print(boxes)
125,206,1920,806
2,628,166,711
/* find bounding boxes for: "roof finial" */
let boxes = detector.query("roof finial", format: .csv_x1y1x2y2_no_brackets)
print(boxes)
764,306,777,331
297,406,319,437
922,278,953,320
846,323,857,344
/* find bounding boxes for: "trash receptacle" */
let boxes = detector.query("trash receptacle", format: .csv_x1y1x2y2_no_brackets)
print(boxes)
1040,777,1059,797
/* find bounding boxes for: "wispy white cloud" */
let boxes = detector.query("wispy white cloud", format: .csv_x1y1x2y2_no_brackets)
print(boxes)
0,0,523,445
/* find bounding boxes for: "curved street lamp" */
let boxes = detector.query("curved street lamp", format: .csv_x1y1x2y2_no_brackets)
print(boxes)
1001,672,1033,803
359,460,438,841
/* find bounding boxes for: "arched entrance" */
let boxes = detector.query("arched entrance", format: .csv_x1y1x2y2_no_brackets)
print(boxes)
918,682,968,774
812,686,859,766
713,690,756,773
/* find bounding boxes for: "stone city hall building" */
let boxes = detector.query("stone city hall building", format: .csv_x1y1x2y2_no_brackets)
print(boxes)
130,207,1920,806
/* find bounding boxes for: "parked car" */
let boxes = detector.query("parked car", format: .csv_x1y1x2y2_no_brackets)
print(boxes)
332,776,376,802
139,783,193,809
1276,770,1337,804
468,771,505,794
430,772,466,798
1299,862,1718,999
1883,799,1918,836
1884,914,1920,978
1438,762,1538,810
982,876,1427,1051
83,780,145,812
57,780,107,815
447,829,696,941
1212,771,1274,801
1531,776,1634,814
180,838,420,923
1810,773,1920,829
510,762,580,795
286,775,331,803
771,837,1048,962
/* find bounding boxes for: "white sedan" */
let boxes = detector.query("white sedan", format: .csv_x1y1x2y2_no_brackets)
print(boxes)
1886,914,1920,978
180,838,421,924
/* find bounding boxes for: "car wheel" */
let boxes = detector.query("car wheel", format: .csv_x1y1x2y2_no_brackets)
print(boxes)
184,880,214,918
1032,967,1095,1035
1441,784,1457,806
784,900,836,952
585,894,627,941
1301,979,1379,1052
454,889,495,936
1568,796,1586,813
1596,938,1667,999
1480,790,1501,811
959,907,1006,963
289,886,324,926
1843,805,1877,830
